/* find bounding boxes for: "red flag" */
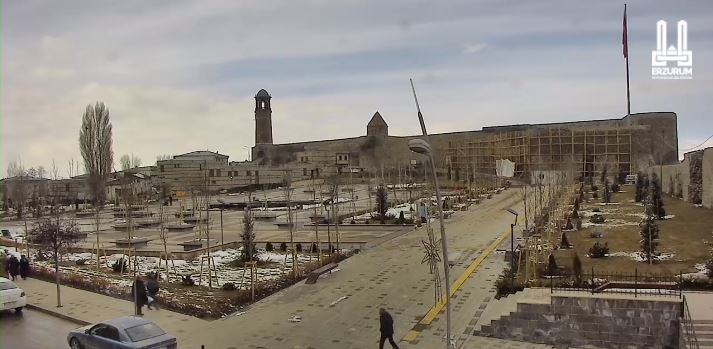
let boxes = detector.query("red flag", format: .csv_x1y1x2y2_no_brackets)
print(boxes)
622,4,628,58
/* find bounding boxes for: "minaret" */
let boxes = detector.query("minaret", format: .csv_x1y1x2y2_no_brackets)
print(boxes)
255,89,273,144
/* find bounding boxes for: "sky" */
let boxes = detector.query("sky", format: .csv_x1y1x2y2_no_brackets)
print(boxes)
2,0,712,178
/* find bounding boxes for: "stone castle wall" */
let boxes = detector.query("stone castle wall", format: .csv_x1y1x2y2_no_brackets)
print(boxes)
254,112,678,181
650,147,712,209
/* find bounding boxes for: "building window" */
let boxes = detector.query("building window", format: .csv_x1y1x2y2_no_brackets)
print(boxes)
255,170,259,177
209,169,214,177
212,180,216,185
303,168,307,176
247,170,252,176
160,165,164,172
174,164,179,168
216,169,221,177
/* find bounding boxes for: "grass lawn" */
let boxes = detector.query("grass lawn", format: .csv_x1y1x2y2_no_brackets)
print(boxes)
553,184,713,276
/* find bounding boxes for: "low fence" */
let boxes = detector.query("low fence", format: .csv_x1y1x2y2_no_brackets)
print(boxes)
549,268,683,298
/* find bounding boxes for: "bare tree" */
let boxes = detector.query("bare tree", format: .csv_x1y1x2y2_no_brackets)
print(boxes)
67,159,76,178
120,155,131,171
7,159,27,219
79,102,114,269
29,218,82,307
7,159,24,178
119,154,142,171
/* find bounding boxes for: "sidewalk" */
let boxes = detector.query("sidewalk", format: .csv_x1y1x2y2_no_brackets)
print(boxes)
17,277,208,348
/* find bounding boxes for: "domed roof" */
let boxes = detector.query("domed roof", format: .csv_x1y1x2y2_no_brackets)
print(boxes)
255,89,271,98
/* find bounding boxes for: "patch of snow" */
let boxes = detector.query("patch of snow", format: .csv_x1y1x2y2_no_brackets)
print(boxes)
609,251,675,262
329,295,348,307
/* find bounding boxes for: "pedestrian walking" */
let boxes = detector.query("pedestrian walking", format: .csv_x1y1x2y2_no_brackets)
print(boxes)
7,255,20,281
19,255,30,280
0,249,8,278
146,274,160,310
131,277,149,315
379,308,400,349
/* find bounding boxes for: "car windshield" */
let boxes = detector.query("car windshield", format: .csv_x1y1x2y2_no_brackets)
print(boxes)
0,281,18,290
124,322,166,342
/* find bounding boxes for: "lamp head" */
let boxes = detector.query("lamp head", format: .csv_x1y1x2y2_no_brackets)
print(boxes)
408,139,432,155
506,208,519,216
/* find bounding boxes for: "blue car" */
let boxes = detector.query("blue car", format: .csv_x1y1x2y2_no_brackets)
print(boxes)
67,316,177,349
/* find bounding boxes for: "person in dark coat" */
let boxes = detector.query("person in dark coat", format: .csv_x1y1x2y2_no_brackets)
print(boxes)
19,255,30,280
132,277,149,315
7,255,20,281
0,250,8,278
379,308,400,349
146,274,160,310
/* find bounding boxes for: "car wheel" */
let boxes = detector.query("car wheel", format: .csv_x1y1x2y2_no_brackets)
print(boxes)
14,307,23,313
70,337,83,349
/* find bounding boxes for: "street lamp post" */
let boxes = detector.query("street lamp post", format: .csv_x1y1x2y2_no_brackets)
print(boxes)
506,208,519,290
409,79,453,348
408,138,452,348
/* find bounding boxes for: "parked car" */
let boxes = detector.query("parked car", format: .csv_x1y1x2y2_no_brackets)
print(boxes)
1,227,25,241
0,277,26,313
67,316,177,349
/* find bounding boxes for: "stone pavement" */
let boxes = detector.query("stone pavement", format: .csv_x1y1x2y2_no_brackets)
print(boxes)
185,189,545,348
19,188,551,349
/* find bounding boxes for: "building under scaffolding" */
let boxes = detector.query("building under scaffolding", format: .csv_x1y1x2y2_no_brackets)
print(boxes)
446,121,665,183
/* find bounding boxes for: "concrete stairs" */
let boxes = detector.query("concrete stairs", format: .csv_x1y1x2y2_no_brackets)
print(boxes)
475,287,551,334
692,320,713,349
683,292,713,349
478,292,681,348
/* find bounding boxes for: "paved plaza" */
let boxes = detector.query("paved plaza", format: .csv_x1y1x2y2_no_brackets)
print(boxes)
16,188,555,348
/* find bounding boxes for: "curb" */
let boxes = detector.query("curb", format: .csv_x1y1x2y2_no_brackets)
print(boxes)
26,303,90,326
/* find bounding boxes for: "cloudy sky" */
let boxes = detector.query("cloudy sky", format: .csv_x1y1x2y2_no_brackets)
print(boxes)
2,0,712,177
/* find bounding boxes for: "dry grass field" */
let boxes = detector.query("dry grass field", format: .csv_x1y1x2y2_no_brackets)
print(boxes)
552,184,713,276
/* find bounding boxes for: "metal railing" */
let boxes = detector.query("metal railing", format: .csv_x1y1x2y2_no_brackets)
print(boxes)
681,295,700,349
549,268,682,298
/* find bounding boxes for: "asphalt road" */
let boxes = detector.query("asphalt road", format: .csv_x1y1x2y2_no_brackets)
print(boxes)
0,308,80,349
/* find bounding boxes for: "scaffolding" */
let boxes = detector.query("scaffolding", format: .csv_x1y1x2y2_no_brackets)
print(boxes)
447,127,636,181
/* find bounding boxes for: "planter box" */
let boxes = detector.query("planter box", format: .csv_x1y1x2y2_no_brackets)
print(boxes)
166,224,195,232
114,238,151,248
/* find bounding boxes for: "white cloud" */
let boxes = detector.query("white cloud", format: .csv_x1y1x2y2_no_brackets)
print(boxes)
463,43,487,54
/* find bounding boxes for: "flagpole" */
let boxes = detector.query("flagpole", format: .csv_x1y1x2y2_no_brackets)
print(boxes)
624,4,631,116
